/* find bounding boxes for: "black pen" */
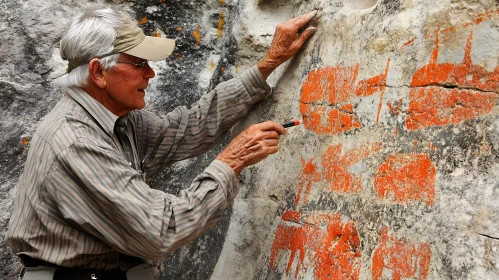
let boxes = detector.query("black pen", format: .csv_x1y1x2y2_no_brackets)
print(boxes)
281,120,303,128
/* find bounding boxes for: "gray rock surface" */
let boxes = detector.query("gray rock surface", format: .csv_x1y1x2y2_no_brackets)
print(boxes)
1,0,499,279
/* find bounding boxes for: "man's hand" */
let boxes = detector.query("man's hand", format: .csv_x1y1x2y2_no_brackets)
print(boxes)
257,11,318,79
216,121,287,176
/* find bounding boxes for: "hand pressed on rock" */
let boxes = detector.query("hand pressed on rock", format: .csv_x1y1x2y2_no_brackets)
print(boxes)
257,10,318,79
216,121,287,176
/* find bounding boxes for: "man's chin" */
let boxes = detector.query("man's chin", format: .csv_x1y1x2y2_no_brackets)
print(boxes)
137,99,146,110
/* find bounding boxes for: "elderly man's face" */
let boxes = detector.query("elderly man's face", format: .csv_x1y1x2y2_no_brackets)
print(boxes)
103,54,156,116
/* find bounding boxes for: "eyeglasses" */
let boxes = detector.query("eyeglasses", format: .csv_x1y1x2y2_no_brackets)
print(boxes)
116,60,149,68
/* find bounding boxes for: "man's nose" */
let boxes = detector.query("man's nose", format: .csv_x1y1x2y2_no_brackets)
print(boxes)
144,63,156,78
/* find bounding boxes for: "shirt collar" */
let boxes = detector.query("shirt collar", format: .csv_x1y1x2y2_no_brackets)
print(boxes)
66,87,119,137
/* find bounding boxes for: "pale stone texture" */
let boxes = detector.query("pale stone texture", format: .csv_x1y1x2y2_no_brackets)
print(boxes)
1,0,499,279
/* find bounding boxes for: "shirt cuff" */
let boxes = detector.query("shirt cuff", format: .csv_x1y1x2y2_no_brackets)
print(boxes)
239,66,272,105
203,160,240,203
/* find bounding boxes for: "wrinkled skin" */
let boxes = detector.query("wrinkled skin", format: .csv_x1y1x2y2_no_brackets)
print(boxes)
217,11,318,174
217,121,287,175
257,11,318,79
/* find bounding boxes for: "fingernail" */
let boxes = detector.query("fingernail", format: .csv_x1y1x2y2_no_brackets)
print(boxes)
309,27,317,34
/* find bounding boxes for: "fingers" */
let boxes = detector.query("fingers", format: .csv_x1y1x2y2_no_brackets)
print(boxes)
293,26,317,49
289,10,318,30
216,120,290,174
247,138,280,151
259,130,280,140
254,121,287,135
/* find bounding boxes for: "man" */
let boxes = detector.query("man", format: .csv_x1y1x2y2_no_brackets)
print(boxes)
6,6,317,280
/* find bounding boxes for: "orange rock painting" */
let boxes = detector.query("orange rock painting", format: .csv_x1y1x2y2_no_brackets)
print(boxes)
296,143,382,206
192,26,201,44
372,227,431,280
270,211,362,279
406,30,498,130
138,16,148,25
401,10,499,48
300,59,390,135
374,154,436,206
295,158,320,206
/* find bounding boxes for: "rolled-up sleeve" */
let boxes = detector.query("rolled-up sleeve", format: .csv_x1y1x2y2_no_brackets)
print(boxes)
49,141,238,260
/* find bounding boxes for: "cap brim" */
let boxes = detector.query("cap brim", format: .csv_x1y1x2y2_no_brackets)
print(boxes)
123,36,175,61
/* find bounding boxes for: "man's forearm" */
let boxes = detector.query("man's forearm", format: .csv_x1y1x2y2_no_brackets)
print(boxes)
257,58,279,80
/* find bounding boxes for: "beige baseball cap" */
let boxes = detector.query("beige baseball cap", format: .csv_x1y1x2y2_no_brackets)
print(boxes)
67,11,175,73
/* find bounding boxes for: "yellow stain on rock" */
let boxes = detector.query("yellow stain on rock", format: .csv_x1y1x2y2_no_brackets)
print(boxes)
235,66,239,73
210,59,215,72
220,0,225,5
21,137,29,145
177,26,183,31
193,26,201,44
138,16,148,25
216,12,225,38
152,30,161,37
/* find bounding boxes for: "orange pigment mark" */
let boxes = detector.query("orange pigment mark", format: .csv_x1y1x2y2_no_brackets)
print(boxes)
295,158,321,206
216,11,225,38
372,227,431,280
387,99,403,115
413,138,418,151
176,26,183,31
138,16,148,25
401,37,416,48
300,59,390,135
282,210,301,223
401,9,499,50
474,10,497,24
192,26,201,44
152,30,161,37
235,66,239,73
441,26,456,34
375,59,391,124
296,143,382,206
220,0,225,5
341,103,354,113
270,211,361,279
406,31,498,131
428,142,437,151
21,138,29,145
322,143,383,193
374,154,436,206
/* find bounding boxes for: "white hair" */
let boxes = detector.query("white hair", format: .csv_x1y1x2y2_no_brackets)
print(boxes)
57,7,128,88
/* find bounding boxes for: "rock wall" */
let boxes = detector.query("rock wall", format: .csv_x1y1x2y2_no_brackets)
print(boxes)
1,0,498,279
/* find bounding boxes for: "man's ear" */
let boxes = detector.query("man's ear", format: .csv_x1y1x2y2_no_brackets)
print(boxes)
88,58,106,88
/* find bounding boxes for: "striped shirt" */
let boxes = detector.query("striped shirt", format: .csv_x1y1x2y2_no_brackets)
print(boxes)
6,66,270,270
